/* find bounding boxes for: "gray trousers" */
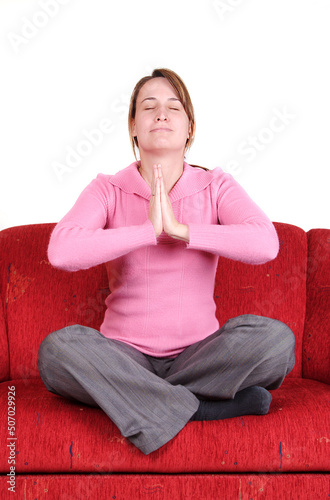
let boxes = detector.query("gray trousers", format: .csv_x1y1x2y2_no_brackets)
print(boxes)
38,314,295,455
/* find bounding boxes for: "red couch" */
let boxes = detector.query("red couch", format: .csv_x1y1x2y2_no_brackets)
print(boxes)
0,222,329,499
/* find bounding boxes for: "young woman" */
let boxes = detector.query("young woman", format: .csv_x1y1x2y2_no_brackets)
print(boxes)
38,68,295,455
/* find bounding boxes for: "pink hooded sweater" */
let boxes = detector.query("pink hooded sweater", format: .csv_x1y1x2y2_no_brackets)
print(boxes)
48,162,279,357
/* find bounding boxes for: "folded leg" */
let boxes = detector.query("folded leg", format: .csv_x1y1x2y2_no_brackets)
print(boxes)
165,315,295,420
38,325,199,455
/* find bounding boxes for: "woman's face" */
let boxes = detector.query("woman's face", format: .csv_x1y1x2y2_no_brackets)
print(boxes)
132,78,191,157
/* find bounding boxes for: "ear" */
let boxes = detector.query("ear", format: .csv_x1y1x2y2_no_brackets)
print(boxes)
131,120,137,137
188,121,196,139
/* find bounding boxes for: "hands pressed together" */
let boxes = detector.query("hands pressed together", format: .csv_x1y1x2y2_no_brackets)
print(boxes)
149,164,189,242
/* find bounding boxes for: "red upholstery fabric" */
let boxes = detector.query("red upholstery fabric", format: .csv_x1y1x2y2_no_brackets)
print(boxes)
303,229,330,384
0,222,329,497
0,378,328,475
0,294,9,381
0,224,108,381
1,473,329,500
214,222,307,378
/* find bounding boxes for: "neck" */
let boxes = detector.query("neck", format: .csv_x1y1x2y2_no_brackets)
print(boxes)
138,151,185,193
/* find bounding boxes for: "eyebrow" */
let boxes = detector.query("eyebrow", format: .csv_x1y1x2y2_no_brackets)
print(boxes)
141,97,181,103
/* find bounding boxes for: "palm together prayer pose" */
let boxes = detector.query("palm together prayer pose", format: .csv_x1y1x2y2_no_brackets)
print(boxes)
38,68,295,455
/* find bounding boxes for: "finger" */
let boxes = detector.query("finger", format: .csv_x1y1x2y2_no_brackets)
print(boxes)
155,175,161,196
160,181,175,234
159,169,165,196
151,164,158,195
153,164,159,181
153,164,160,179
149,176,162,236
151,175,160,207
159,175,171,221
159,170,168,203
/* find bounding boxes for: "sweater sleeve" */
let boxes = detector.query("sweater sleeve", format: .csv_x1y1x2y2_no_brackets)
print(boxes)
48,174,157,271
186,170,279,264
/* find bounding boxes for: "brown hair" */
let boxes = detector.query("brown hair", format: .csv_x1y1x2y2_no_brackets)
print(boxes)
128,68,196,159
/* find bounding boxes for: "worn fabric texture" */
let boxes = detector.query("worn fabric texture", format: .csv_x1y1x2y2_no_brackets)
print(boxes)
0,222,329,497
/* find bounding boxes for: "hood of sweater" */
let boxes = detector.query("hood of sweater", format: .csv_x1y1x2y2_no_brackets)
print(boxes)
107,161,217,202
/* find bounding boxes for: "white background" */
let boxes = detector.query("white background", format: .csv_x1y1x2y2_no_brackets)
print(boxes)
0,0,329,232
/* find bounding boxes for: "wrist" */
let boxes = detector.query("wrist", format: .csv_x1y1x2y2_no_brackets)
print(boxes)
167,223,190,242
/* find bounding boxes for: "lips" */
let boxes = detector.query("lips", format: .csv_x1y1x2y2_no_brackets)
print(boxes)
150,128,172,132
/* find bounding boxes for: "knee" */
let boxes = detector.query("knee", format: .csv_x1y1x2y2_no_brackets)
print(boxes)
38,324,85,361
231,315,295,350
38,328,66,364
38,331,61,391
261,317,296,368
38,327,80,382
38,326,82,391
271,318,295,351
278,320,296,370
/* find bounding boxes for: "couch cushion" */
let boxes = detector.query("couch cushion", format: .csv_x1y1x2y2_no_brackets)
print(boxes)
1,378,328,474
0,224,109,380
303,228,330,384
0,296,9,381
1,473,329,500
214,222,307,378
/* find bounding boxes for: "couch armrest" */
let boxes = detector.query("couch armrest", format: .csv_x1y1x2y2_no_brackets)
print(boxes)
303,228,330,384
0,295,10,381
0,229,11,381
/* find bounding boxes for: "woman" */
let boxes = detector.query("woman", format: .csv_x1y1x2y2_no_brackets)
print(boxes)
38,68,295,455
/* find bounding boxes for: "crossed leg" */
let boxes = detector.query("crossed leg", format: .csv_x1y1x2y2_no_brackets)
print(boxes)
38,315,295,454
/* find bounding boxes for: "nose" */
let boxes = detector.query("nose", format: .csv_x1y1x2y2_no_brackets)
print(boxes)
156,107,168,121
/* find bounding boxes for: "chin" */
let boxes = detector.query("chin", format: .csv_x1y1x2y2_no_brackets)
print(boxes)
142,142,186,154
